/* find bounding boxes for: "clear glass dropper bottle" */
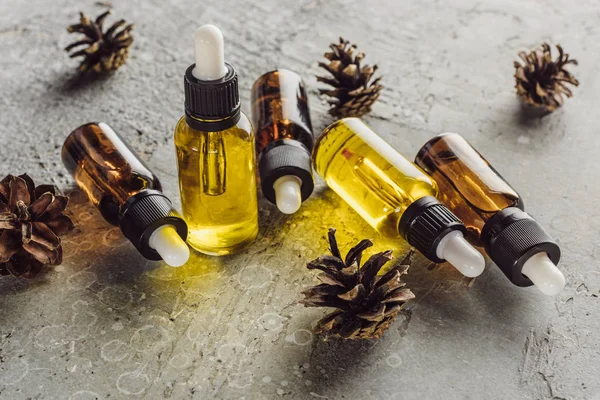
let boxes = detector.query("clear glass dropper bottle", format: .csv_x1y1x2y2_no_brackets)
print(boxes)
174,25,258,255
414,133,565,295
62,122,190,267
251,69,314,214
313,118,485,277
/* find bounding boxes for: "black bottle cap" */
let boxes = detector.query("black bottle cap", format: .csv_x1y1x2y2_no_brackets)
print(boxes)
184,63,241,131
481,207,561,287
398,196,467,263
119,190,188,261
258,140,314,205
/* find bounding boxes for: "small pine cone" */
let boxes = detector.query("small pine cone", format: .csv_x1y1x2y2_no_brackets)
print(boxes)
317,37,383,118
65,10,134,73
514,43,579,112
0,174,74,278
300,228,415,340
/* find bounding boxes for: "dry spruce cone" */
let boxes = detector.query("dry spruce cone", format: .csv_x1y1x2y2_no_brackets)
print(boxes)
317,37,383,118
0,175,74,278
301,229,415,340
514,43,579,112
65,10,134,73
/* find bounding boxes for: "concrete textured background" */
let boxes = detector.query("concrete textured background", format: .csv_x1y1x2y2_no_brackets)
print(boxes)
0,0,598,399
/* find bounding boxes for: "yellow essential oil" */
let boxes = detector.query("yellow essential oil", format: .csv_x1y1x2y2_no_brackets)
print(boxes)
175,25,258,255
313,118,437,237
313,118,485,277
175,115,258,255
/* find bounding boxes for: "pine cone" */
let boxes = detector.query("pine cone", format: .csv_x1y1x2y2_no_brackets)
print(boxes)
317,37,383,118
301,229,415,340
65,10,134,73
0,174,74,278
514,43,579,112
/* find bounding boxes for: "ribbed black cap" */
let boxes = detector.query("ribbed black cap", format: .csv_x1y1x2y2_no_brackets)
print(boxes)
258,140,314,205
399,196,467,263
184,63,241,131
119,190,188,261
481,207,560,287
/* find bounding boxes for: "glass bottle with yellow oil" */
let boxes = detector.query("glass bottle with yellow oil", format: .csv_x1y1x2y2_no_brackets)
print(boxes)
313,118,485,277
174,25,258,255
415,133,565,295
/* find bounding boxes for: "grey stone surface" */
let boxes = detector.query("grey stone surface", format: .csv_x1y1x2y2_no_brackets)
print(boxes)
0,0,598,398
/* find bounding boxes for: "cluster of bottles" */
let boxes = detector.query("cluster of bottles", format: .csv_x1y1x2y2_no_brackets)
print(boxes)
61,25,565,296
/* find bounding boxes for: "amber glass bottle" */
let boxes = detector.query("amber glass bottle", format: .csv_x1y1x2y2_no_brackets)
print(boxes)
62,122,189,266
63,122,161,224
414,133,523,246
415,133,564,295
252,69,313,155
251,69,314,214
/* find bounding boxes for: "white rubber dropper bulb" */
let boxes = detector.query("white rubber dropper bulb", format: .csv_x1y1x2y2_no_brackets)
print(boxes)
436,230,486,277
192,25,228,80
521,252,565,296
273,175,302,214
148,225,190,267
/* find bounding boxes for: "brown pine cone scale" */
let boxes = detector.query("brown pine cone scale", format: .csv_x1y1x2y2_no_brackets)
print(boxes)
65,10,134,73
514,43,578,112
0,174,74,278
301,229,415,340
317,37,383,118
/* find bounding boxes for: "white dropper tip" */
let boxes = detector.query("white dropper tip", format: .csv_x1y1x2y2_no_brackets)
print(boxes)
148,225,190,267
436,230,486,277
273,175,302,214
522,252,565,296
192,24,228,80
